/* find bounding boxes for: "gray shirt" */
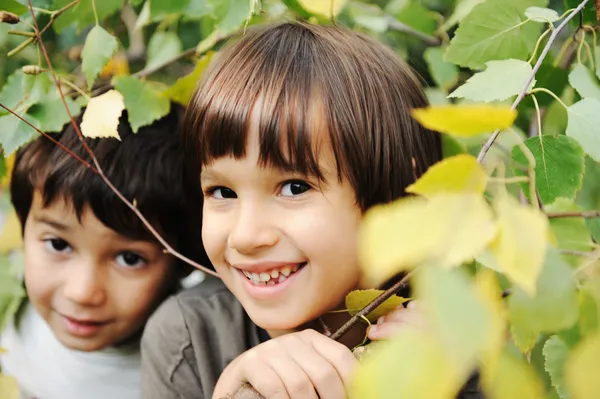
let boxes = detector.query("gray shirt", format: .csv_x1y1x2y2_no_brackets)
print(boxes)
140,276,264,399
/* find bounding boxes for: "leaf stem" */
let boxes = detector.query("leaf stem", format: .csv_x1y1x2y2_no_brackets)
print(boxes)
476,0,590,163
8,30,35,37
385,15,441,46
91,0,99,25
488,176,530,184
528,88,569,111
527,28,551,64
59,76,90,99
547,210,600,218
7,37,35,57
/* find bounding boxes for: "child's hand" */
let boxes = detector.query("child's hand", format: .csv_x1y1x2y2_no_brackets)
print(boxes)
213,329,357,399
367,300,427,341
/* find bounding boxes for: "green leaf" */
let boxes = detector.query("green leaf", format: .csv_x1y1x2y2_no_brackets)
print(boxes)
113,76,170,133
445,0,546,70
511,135,585,204
596,47,600,81
208,0,251,33
393,1,437,36
0,155,5,183
0,0,28,15
0,71,26,114
508,248,578,336
52,0,123,33
164,54,211,105
0,113,40,155
424,47,459,90
440,0,484,31
449,59,534,102
81,26,119,89
524,6,559,22
576,156,600,243
566,98,600,162
349,3,387,34
569,64,600,101
545,198,593,266
511,323,539,354
183,0,213,19
145,31,182,70
150,0,190,18
27,98,81,133
544,335,571,399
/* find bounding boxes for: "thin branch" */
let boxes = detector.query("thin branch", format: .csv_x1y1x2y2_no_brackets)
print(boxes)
386,15,441,46
26,0,219,278
547,210,600,218
133,48,196,78
477,0,590,163
39,0,80,35
330,270,414,341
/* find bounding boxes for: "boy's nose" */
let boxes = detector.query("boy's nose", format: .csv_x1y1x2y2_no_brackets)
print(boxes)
62,261,106,307
227,204,279,254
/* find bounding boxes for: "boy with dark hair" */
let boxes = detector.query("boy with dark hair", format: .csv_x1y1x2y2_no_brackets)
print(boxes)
0,106,209,399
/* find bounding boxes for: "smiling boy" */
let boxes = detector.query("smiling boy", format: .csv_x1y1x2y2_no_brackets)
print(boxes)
0,106,208,399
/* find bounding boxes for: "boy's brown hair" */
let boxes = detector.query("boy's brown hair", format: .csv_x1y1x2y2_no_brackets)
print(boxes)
10,105,210,275
183,21,442,210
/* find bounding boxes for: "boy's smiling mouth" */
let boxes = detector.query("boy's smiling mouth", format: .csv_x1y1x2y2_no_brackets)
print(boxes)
234,262,307,286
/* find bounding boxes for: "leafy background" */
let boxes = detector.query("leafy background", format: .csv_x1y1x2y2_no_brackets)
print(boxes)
2,0,600,398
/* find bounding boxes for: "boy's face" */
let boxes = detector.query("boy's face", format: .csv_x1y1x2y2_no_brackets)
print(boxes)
201,128,363,333
23,191,175,351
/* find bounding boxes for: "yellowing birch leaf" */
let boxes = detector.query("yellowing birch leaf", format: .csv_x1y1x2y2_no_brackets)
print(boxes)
483,350,546,399
565,334,600,399
489,194,548,296
0,154,15,188
0,211,22,254
0,374,19,399
411,105,517,137
359,194,496,285
345,289,409,322
350,330,460,399
80,90,124,140
406,154,487,197
297,0,347,18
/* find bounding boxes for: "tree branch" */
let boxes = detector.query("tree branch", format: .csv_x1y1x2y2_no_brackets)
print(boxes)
476,0,590,163
386,16,441,46
547,210,600,218
24,0,219,278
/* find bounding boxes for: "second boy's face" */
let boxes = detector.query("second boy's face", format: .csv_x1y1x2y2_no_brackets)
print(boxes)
201,128,364,334
24,192,175,351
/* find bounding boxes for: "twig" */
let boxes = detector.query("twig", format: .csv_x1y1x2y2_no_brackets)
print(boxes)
133,48,196,78
330,270,414,341
386,16,441,46
547,210,600,218
476,0,590,163
26,0,219,278
38,0,79,35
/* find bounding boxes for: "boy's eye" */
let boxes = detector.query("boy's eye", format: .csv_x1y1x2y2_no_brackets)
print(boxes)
210,187,237,199
44,238,72,254
281,180,311,197
116,251,146,268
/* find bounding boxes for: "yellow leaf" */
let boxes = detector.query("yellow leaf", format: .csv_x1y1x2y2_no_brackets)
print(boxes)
566,333,600,399
0,346,6,354
0,374,19,399
99,52,130,79
350,330,461,399
489,194,548,296
80,90,125,140
483,350,546,399
1,154,15,188
345,289,409,322
359,194,496,285
0,211,22,254
298,0,347,18
411,104,517,137
406,154,488,198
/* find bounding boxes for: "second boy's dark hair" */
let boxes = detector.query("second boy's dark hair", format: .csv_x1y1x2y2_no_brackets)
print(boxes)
10,105,210,271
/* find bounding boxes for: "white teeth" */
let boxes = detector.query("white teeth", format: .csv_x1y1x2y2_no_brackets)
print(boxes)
270,270,279,278
281,267,291,277
260,272,270,282
243,270,251,278
278,275,287,283
267,281,275,286
250,273,261,283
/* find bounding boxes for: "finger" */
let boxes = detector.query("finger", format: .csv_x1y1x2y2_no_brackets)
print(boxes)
299,330,357,392
286,338,346,399
238,355,291,399
266,352,318,399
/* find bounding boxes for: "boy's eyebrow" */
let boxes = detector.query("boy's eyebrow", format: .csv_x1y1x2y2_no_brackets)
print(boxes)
33,215,71,231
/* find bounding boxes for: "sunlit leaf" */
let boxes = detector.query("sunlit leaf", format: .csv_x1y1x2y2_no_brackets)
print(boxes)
544,335,570,399
475,270,506,376
113,76,170,133
296,0,347,18
569,63,600,101
511,135,585,204
565,334,600,399
525,6,560,22
445,0,546,69
348,3,387,33
424,47,460,90
0,373,19,399
566,98,600,162
511,323,539,354
0,211,22,254
509,249,578,336
483,350,546,399
350,330,460,399
345,289,408,323
164,53,212,105
81,26,119,89
80,90,124,140
145,31,182,70
359,194,496,285
489,193,548,295
0,114,40,156
208,0,251,33
411,105,517,137
406,154,487,197
0,154,15,188
449,59,535,102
